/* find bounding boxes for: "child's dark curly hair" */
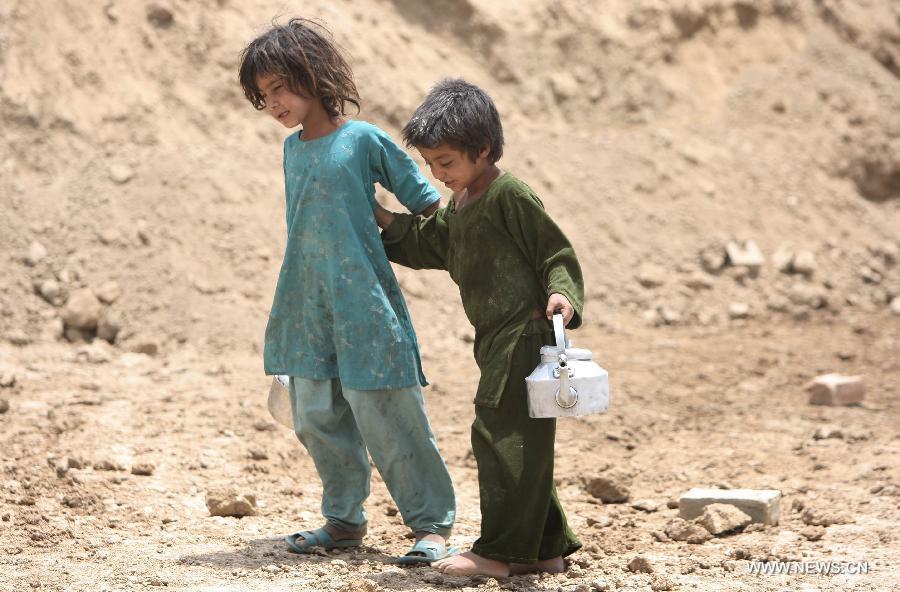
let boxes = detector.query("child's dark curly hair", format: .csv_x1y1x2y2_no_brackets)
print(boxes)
402,78,504,164
239,18,360,117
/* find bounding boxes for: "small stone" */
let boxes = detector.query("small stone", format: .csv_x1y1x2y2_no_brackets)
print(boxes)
25,241,48,266
631,499,659,513
772,248,794,273
728,302,751,319
205,489,258,517
423,573,443,585
890,297,900,316
585,473,630,503
131,463,155,476
97,311,122,343
385,505,398,517
253,419,277,432
95,281,122,305
94,459,124,471
696,503,752,535
0,367,16,388
590,579,612,591
664,517,712,544
636,264,666,288
683,272,713,291
146,4,174,28
700,247,726,273
67,456,86,469
108,164,134,184
800,507,852,527
63,289,103,330
248,449,268,461
791,250,816,276
725,240,764,271
133,340,160,356
627,556,654,573
344,578,378,592
6,330,31,346
650,575,676,591
805,374,865,406
800,525,826,541
0,399,9,414
37,279,65,306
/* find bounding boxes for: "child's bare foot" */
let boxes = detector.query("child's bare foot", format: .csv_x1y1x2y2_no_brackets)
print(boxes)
509,556,565,574
433,551,509,578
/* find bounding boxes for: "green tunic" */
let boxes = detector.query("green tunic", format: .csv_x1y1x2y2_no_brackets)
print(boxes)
382,173,584,408
383,172,584,562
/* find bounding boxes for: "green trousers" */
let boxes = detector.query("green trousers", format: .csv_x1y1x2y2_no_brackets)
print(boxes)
470,320,582,563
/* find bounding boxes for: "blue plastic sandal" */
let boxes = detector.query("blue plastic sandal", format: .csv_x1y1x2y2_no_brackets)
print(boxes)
284,528,363,554
397,540,458,564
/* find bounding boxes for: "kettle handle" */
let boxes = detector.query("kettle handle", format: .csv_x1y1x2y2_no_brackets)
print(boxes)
553,313,566,352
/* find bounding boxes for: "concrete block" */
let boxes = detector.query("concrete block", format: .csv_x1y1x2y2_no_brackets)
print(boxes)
679,488,781,525
725,240,764,270
805,374,865,406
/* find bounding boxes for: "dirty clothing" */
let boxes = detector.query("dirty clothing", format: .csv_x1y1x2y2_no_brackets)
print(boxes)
382,172,584,562
289,376,456,536
265,120,439,390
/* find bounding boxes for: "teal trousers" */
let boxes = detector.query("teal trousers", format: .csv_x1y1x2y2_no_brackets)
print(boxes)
289,377,456,536
470,320,582,563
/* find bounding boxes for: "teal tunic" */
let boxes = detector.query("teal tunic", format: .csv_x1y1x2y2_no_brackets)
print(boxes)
264,120,439,389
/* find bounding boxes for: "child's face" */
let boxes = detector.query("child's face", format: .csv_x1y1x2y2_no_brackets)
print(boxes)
417,144,490,194
256,73,315,128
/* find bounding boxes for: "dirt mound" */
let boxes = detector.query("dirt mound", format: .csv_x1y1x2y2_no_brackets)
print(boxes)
2,0,898,356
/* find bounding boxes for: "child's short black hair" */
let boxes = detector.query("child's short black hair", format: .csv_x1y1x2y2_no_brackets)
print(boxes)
239,18,360,118
402,78,504,163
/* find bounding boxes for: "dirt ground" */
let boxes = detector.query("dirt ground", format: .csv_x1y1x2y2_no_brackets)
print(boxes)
1,0,899,591
1,314,898,592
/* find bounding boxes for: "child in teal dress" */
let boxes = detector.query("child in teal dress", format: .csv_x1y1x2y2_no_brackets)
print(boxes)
238,18,455,563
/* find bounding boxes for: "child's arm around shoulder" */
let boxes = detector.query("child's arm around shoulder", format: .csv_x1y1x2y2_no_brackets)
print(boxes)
363,123,440,216
496,177,585,329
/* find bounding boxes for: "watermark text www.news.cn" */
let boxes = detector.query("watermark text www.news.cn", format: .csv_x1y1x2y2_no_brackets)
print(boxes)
747,560,871,576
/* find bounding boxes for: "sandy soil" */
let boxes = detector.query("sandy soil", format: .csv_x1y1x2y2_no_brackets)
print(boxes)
1,0,899,591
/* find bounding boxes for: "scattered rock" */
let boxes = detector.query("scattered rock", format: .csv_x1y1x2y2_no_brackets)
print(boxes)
791,250,817,276
728,302,751,319
772,247,794,273
108,164,134,184
679,488,781,525
800,525,826,541
585,472,631,503
63,289,103,331
0,399,9,414
725,240,763,272
76,341,114,364
25,241,48,266
631,499,659,513
97,311,123,343
636,264,666,288
805,374,865,406
627,555,654,573
205,489,258,517
6,330,31,346
146,4,175,28
344,578,379,592
94,459,125,471
664,517,712,543
131,463,155,476
800,507,852,527
890,297,900,316
248,449,268,461
650,575,676,591
683,272,713,291
36,279,66,306
132,339,160,356
699,247,726,273
0,367,16,388
95,281,122,305
696,503,751,536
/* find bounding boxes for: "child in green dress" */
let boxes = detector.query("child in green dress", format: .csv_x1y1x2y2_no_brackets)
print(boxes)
374,78,584,577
